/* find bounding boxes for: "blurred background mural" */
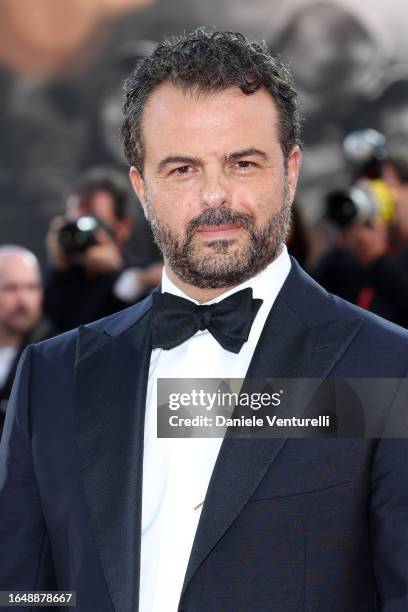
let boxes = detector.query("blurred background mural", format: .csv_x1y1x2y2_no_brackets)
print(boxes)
1,0,408,261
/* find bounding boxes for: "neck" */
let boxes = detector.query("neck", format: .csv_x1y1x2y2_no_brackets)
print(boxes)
164,266,235,303
0,327,23,348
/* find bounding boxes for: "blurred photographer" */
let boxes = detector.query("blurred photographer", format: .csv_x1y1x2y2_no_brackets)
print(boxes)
44,168,162,332
0,246,53,438
314,132,408,327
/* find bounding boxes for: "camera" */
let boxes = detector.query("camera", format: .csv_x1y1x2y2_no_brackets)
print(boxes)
57,216,113,255
325,186,378,228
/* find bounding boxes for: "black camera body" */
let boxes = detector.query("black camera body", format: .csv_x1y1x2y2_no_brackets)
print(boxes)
58,216,113,255
325,186,377,228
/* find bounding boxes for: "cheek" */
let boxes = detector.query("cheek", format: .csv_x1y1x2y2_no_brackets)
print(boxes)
234,183,282,219
0,296,13,312
150,186,199,226
29,295,42,311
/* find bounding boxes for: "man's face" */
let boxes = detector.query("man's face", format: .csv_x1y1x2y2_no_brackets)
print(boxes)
130,83,301,288
67,189,131,247
74,190,117,226
0,254,43,337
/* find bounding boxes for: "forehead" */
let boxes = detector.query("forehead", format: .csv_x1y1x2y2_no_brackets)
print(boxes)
72,189,116,221
141,82,281,159
0,254,39,283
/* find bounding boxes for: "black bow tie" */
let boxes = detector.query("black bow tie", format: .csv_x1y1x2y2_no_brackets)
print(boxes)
151,288,263,354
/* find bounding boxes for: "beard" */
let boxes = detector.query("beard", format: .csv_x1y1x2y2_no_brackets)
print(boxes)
4,305,38,335
145,182,292,289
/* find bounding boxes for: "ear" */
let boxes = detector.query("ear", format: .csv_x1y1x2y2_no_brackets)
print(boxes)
129,166,150,221
286,146,302,204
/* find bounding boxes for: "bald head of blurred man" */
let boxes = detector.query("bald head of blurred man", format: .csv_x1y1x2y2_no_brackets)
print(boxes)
0,246,43,347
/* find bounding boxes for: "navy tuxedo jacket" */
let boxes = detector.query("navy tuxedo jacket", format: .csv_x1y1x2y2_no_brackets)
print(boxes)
1,259,408,611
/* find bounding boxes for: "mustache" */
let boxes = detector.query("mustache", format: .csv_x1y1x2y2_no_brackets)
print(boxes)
185,207,254,239
9,305,31,318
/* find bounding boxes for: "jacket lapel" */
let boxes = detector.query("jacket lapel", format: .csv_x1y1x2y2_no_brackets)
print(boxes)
181,260,363,601
74,299,153,612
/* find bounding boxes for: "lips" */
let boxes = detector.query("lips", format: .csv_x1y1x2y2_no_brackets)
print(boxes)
196,224,243,237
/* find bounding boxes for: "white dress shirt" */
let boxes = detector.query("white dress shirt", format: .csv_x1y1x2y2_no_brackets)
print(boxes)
139,246,291,612
0,346,17,389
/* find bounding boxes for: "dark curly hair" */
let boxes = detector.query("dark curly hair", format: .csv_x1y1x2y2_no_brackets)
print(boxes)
122,28,301,174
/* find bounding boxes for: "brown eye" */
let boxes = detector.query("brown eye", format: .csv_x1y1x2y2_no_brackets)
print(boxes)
235,160,255,169
173,165,193,175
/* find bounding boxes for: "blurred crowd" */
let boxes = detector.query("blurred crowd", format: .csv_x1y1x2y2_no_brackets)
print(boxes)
311,131,408,329
1,131,408,439
0,168,163,436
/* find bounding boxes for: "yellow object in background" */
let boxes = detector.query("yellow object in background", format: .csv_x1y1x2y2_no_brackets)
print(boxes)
369,179,396,224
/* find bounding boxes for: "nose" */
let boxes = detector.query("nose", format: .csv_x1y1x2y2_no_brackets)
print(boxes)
199,168,230,209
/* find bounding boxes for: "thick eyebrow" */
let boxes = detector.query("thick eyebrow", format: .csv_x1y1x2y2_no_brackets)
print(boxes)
225,148,269,163
156,148,269,173
157,155,201,173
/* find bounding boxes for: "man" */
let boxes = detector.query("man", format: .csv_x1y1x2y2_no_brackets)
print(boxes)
44,167,162,332
1,29,408,611
0,246,52,439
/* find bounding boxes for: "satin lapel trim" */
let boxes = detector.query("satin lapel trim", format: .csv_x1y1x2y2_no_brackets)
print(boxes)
74,317,151,612
181,295,363,600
